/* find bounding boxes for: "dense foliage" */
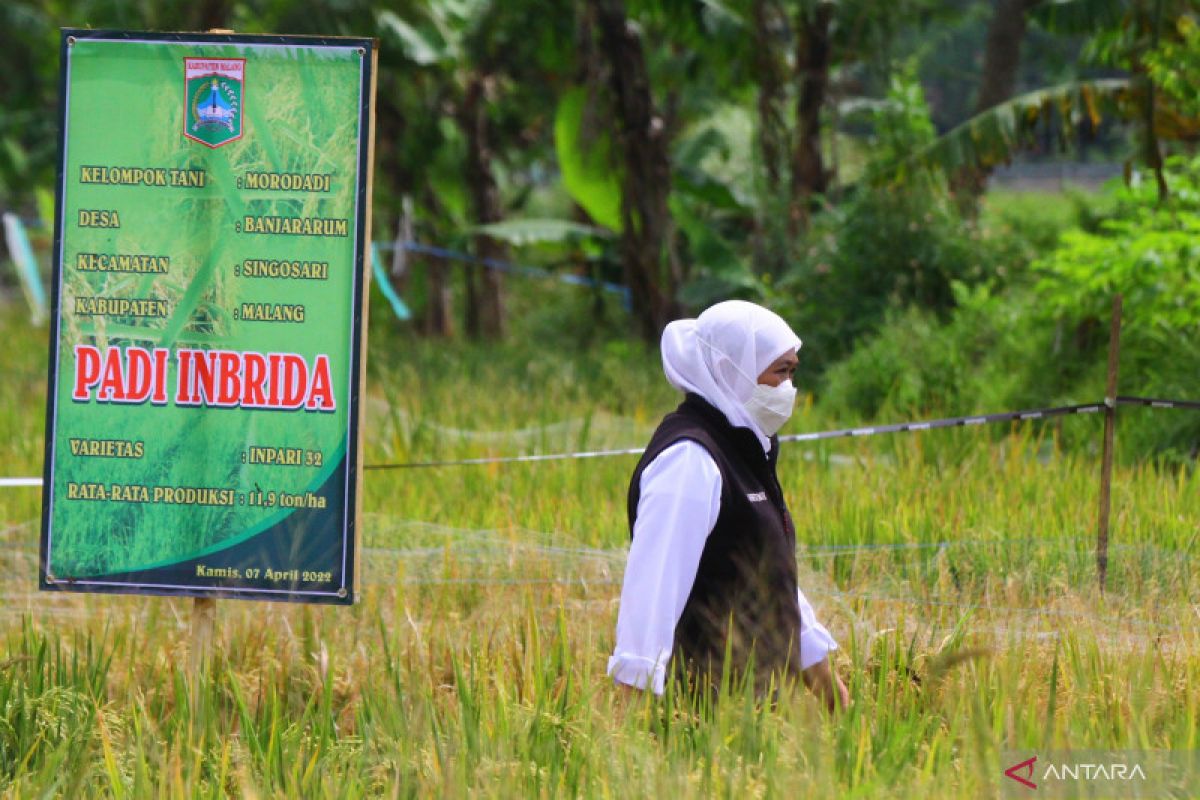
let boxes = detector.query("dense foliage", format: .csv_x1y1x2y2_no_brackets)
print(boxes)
0,1,1197,445
820,153,1200,460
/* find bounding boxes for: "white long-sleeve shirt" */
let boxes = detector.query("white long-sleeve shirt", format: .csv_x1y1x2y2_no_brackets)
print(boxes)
608,440,838,694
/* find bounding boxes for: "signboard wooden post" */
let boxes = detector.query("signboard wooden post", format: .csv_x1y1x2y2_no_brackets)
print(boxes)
40,30,376,627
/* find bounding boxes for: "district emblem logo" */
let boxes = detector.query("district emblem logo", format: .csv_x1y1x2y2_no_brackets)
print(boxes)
183,58,245,148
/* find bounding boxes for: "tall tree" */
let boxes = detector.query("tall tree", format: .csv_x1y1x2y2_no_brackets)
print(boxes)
588,0,680,341
748,0,792,273
459,74,507,338
904,0,1198,201
375,0,576,338
376,0,511,339
950,0,1038,212
789,0,835,232
752,0,789,195
742,0,939,234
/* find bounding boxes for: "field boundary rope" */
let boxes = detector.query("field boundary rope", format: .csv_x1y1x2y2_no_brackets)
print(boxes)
0,394,1195,485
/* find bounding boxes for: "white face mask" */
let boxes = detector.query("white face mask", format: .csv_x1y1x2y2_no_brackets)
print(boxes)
744,380,796,436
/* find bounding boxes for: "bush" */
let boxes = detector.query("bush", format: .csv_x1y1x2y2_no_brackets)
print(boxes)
1034,155,1200,334
819,282,1061,420
778,181,1031,384
819,156,1200,461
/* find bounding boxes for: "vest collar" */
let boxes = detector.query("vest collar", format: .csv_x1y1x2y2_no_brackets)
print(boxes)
682,393,778,463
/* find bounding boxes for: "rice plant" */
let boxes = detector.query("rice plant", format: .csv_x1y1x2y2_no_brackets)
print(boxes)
1,310,1197,797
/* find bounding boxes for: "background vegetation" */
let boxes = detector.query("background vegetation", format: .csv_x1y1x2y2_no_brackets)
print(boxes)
1,0,1199,796
6,0,1197,453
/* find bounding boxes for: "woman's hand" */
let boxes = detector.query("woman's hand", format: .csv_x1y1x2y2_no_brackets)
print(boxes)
802,658,850,713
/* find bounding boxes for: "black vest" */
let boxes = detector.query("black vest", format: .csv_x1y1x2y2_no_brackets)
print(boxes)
628,393,802,689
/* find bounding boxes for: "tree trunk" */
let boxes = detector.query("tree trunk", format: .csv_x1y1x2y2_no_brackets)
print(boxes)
789,1,834,234
753,0,789,194
391,197,414,297
590,0,679,342
462,254,482,338
1136,0,1169,201
951,0,1037,212
751,0,791,273
460,75,507,339
424,256,454,338
192,0,231,31
412,183,455,338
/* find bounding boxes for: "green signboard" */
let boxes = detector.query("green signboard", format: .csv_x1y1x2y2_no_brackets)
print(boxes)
40,30,376,604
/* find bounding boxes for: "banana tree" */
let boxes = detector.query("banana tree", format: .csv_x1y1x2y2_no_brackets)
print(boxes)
563,0,762,339
891,0,1200,199
375,0,575,338
895,77,1133,182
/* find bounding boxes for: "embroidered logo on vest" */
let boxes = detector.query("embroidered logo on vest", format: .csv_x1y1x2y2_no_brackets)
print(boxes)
746,492,768,502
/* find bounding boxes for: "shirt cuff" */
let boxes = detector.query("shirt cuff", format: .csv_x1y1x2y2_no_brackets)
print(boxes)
799,619,838,670
797,586,839,670
607,651,669,695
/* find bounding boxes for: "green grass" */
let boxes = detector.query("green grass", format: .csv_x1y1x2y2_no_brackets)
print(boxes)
1,303,1198,797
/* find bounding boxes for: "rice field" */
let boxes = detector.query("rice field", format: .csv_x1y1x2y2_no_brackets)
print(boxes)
1,305,1198,797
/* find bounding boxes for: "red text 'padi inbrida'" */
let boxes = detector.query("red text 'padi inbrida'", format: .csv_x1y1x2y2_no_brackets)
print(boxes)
71,345,336,411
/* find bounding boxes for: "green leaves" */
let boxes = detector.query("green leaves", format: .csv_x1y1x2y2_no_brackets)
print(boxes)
375,1,496,66
1146,15,1200,123
893,79,1132,181
472,218,614,246
1034,156,1200,330
1031,0,1129,35
377,11,446,66
554,87,624,233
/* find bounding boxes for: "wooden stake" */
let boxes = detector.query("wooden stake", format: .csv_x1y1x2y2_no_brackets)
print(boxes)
1097,294,1123,594
189,596,216,678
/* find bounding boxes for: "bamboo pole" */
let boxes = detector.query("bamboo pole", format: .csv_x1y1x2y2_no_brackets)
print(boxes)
1097,294,1123,593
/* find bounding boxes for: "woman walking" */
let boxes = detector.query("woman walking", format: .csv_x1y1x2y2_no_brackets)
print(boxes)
608,300,847,709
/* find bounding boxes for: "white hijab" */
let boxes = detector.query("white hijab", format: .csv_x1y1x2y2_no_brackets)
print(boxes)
660,300,802,452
